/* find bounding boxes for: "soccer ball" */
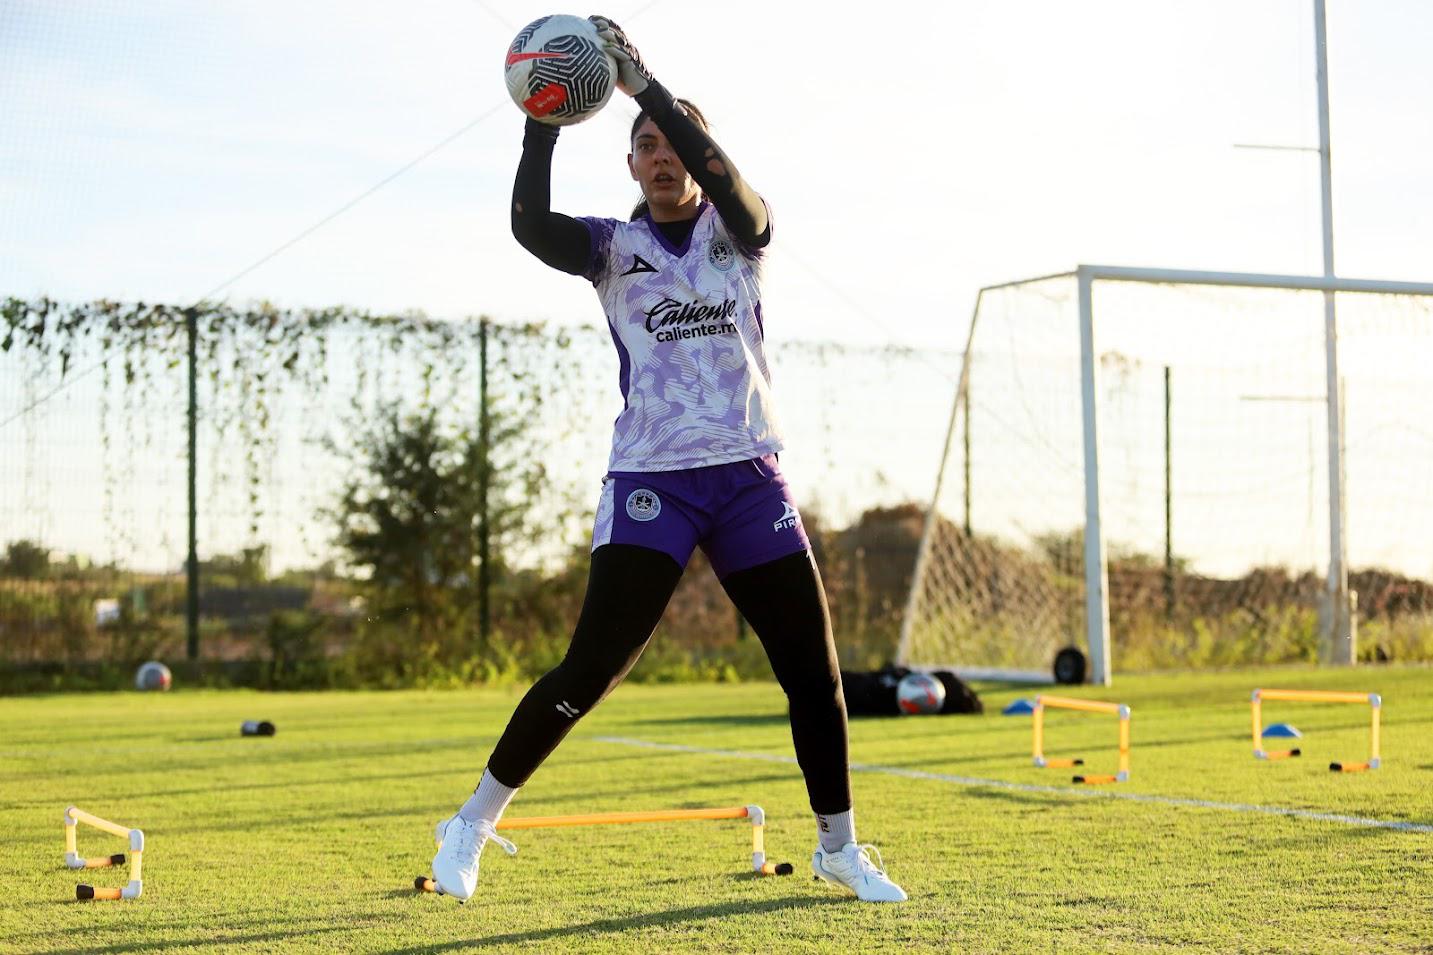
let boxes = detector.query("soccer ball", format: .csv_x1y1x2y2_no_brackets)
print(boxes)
896,672,946,715
135,661,171,692
504,14,617,126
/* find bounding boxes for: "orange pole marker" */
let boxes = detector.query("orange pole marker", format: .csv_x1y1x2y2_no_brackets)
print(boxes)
495,806,751,829
1032,695,1131,782
1330,761,1371,774
1250,689,1382,770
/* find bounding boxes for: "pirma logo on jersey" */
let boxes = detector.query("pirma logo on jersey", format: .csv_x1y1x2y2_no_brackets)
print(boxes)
626,488,661,522
773,501,799,532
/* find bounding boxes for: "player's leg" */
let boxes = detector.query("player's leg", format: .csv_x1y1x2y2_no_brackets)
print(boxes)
432,543,682,901
708,457,905,902
721,550,905,902
432,472,701,902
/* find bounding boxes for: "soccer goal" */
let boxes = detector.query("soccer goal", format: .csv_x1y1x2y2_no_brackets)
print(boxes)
898,265,1433,686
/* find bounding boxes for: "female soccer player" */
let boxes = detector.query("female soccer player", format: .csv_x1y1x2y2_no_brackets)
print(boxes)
431,17,905,904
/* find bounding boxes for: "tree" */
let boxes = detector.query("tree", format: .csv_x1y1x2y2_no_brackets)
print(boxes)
3,540,51,579
328,404,551,660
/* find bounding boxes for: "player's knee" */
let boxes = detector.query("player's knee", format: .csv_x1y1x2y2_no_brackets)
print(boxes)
779,664,842,711
546,657,624,715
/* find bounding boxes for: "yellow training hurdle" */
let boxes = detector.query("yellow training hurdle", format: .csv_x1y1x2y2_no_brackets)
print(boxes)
1251,688,1382,772
64,807,144,900
420,804,791,892
1032,695,1131,784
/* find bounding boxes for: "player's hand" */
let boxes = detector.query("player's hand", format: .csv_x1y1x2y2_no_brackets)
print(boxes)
589,15,652,97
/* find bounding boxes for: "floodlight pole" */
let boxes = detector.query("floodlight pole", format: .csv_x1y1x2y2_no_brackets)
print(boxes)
1314,0,1354,664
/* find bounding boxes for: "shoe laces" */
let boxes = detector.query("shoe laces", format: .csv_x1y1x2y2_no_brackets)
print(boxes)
844,843,888,878
476,820,518,857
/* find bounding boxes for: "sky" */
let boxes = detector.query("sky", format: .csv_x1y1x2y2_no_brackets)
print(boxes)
3,0,1432,351
2,0,1432,581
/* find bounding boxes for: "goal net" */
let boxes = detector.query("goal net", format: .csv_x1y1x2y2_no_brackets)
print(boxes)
899,266,1433,684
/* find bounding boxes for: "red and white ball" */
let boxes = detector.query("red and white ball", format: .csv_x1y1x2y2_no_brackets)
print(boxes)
135,660,172,692
504,15,617,126
896,672,946,715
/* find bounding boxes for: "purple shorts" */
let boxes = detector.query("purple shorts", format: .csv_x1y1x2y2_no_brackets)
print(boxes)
591,454,811,578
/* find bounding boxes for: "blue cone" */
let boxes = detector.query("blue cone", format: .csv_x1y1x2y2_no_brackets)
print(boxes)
1262,722,1303,739
1003,698,1037,716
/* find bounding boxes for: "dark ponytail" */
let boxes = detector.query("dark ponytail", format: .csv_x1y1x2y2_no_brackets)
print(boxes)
629,98,710,221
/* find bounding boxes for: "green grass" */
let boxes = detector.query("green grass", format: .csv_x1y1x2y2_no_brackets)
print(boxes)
2,664,1431,953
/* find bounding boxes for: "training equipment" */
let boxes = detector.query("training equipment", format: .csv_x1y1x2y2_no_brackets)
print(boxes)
899,266,1433,686
1262,722,1302,739
504,15,617,126
419,805,791,896
896,672,946,715
811,843,907,903
1002,698,1037,716
64,807,144,900
1251,688,1381,771
134,661,170,691
241,720,276,736
1031,694,1131,784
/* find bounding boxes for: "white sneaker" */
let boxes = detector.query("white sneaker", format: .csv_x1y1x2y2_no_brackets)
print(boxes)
812,842,907,902
430,814,517,903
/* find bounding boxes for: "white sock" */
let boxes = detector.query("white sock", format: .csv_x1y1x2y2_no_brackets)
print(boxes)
815,808,855,853
458,768,519,825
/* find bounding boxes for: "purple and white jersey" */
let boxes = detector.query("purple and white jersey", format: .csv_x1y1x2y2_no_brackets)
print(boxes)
578,202,785,472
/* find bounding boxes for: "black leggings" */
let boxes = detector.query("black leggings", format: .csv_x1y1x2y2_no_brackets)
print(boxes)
486,543,852,814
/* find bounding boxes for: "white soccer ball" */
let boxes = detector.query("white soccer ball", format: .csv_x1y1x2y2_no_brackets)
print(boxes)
504,15,617,127
135,660,172,692
896,672,945,715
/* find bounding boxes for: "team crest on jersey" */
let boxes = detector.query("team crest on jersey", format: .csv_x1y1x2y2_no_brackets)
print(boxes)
626,488,662,522
708,239,736,273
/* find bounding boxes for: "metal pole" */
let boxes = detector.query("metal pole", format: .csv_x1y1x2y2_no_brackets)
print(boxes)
477,318,491,650
1314,0,1353,664
1077,267,1113,686
185,307,200,661
1164,365,1174,619
962,372,972,536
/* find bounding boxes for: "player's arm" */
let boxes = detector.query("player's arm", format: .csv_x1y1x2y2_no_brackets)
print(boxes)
511,119,593,275
591,16,771,250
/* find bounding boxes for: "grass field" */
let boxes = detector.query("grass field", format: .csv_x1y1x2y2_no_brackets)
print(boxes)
2,664,1431,953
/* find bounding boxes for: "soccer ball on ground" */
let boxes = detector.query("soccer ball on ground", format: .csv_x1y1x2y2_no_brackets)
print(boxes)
135,661,172,692
504,14,617,126
896,672,946,715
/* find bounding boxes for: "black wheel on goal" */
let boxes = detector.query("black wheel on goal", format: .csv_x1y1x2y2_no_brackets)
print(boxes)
1053,647,1087,685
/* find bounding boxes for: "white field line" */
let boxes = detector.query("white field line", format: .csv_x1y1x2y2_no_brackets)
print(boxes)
593,736,1433,835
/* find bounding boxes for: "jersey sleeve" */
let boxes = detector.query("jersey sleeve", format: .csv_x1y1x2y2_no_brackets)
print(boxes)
576,217,618,285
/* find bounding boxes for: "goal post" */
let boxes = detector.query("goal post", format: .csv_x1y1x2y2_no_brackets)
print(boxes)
899,265,1433,686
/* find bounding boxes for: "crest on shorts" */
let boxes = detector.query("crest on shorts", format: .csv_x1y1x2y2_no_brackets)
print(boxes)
708,239,736,273
626,488,662,522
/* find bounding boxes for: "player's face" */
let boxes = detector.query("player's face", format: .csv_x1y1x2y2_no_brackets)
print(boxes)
628,119,701,220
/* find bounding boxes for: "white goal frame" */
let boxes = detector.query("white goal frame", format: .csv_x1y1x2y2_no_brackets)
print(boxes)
899,264,1433,686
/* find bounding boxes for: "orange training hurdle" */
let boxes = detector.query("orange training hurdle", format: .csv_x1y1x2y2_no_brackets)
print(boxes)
1251,688,1381,772
1032,694,1131,784
64,807,144,900
419,804,791,892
